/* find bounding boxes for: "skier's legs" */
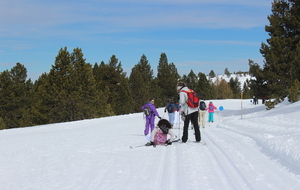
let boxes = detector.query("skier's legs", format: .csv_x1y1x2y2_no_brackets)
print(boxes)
149,115,155,132
174,111,179,125
169,112,175,126
199,111,202,126
208,112,213,122
200,111,206,127
191,111,201,142
181,115,190,143
198,110,201,126
144,116,150,135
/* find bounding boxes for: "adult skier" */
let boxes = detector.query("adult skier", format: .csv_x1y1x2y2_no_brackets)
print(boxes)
177,81,201,143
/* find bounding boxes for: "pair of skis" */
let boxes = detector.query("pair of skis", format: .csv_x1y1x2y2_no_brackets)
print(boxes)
129,139,206,149
129,139,181,149
173,139,206,146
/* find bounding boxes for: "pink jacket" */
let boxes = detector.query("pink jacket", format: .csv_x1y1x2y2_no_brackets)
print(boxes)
207,103,217,113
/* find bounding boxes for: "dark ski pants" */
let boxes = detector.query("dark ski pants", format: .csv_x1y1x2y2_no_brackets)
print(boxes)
182,111,201,143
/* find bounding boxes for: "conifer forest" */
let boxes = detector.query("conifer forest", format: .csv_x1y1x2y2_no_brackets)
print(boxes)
0,0,299,129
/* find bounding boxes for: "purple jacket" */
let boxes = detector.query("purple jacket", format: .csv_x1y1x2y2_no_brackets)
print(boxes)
142,102,160,117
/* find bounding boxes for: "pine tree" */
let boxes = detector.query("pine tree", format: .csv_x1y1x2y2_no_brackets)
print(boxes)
288,79,300,102
242,80,252,99
259,0,300,100
46,47,73,123
186,70,198,90
114,77,135,115
0,70,14,128
248,59,269,99
129,67,146,112
156,53,180,107
129,54,154,112
30,73,52,125
93,61,114,116
0,63,33,128
224,68,231,77
0,117,6,130
33,47,107,124
197,72,215,100
228,77,241,99
96,55,134,115
69,48,100,120
208,70,216,78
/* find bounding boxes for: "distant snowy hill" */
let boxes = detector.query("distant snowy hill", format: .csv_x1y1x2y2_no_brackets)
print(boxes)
209,74,254,88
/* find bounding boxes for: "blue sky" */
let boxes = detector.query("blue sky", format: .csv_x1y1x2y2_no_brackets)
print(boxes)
0,0,273,81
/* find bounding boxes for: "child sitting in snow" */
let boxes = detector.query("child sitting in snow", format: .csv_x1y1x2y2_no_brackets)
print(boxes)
145,119,175,147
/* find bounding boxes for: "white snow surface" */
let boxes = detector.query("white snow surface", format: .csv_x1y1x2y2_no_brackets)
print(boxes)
1,99,300,190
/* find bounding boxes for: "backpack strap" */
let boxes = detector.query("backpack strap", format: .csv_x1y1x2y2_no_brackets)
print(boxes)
180,90,190,104
181,89,193,93
158,125,169,134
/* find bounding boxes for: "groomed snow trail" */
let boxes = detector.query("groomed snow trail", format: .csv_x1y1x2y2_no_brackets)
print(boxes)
202,125,300,190
1,100,300,190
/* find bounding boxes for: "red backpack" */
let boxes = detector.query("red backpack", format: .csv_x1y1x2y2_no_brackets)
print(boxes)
181,89,199,108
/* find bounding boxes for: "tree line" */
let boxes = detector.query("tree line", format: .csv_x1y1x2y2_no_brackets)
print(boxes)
2,0,300,129
248,0,300,108
0,49,250,129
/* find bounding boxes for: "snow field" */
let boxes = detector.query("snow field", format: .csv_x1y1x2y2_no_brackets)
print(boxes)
0,99,300,190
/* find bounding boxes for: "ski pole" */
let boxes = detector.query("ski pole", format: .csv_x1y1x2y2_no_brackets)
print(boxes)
162,112,165,119
178,111,181,138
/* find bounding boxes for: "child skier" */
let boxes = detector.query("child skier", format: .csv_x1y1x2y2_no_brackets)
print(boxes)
145,119,175,147
141,98,161,136
164,99,177,126
208,101,217,122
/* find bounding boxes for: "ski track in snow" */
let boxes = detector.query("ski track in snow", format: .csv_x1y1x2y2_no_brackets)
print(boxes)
203,125,300,190
0,99,300,190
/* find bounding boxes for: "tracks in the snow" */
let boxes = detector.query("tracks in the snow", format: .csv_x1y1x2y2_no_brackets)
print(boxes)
203,129,255,189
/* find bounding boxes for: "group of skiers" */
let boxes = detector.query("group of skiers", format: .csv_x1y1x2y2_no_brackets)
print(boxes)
141,81,218,146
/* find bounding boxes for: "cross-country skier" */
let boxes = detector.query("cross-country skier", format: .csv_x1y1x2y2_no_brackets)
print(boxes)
164,99,177,126
208,101,217,122
177,81,201,143
145,119,175,146
198,100,207,128
141,98,161,136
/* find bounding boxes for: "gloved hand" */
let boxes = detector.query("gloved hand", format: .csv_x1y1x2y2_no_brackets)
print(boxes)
145,141,156,147
181,114,185,121
165,139,172,145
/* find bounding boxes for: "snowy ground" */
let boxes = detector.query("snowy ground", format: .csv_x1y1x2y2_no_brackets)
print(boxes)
0,99,300,190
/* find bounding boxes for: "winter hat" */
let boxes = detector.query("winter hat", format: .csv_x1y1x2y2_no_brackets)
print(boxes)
177,81,186,91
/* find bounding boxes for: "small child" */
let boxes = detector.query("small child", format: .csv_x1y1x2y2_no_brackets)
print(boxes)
145,119,175,147
207,101,217,122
